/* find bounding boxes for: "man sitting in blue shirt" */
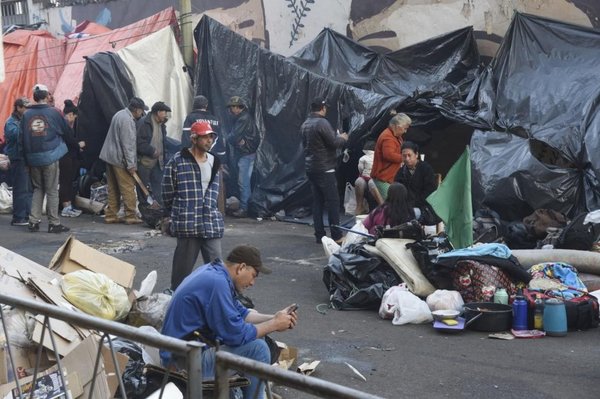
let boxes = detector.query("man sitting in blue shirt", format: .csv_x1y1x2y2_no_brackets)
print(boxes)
161,245,298,399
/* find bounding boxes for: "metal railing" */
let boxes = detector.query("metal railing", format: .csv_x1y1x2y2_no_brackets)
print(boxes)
0,292,385,399
215,351,385,399
0,293,204,398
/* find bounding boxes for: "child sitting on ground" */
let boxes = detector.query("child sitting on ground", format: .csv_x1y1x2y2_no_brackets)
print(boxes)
354,141,383,214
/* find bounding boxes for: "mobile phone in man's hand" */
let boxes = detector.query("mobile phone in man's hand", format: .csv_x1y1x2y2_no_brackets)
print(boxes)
288,304,298,314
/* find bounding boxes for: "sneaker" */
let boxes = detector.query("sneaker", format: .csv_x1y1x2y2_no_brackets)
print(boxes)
11,219,29,226
48,224,70,233
28,222,40,232
163,288,174,296
61,205,82,218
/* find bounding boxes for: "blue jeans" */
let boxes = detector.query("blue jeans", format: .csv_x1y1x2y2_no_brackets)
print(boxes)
202,339,270,399
9,159,32,221
237,153,255,211
307,171,342,241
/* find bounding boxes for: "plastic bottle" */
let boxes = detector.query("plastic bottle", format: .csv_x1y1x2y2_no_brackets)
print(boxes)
494,288,509,305
512,293,528,330
543,298,567,337
534,294,544,330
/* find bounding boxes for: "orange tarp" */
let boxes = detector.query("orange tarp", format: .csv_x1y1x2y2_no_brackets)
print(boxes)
0,7,177,141
0,30,65,140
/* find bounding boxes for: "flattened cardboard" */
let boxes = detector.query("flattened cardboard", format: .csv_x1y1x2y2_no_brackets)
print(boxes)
32,320,81,358
100,346,129,397
33,315,79,343
61,336,110,399
0,347,6,385
0,273,36,302
49,236,136,289
0,346,35,385
27,278,75,311
0,246,60,282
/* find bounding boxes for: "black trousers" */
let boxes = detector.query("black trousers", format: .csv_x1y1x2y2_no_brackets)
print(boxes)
306,170,342,241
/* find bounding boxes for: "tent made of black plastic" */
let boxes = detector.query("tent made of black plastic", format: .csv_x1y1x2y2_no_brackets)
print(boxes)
435,13,600,220
193,16,481,217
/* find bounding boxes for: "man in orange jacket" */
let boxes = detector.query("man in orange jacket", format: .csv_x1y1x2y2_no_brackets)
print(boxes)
370,113,412,202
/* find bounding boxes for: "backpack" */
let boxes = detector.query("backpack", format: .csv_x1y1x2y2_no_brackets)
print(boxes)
556,213,599,251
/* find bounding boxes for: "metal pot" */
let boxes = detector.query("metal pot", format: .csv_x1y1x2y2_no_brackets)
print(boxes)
463,302,512,332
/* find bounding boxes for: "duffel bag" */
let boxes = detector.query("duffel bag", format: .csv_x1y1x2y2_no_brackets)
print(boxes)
523,289,599,331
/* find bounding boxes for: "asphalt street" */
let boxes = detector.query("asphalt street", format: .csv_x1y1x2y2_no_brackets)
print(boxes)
1,212,599,398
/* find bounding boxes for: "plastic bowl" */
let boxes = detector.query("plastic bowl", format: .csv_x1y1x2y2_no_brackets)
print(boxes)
431,309,461,322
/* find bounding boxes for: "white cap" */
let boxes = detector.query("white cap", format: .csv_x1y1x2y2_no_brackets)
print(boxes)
32,83,49,93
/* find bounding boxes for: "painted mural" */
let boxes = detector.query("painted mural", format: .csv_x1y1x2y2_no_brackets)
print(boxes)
33,0,600,58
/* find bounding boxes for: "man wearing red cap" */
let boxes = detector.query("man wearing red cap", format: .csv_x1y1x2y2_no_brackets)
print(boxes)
162,121,224,290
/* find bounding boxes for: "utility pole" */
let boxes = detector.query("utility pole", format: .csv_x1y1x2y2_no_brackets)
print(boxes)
180,0,193,68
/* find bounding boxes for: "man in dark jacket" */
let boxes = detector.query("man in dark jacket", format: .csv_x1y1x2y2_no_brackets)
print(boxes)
4,97,32,226
301,98,348,243
136,101,171,205
181,95,225,160
227,96,260,217
162,121,224,290
21,84,70,233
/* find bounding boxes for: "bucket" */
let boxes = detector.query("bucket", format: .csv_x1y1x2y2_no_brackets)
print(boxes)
543,299,567,337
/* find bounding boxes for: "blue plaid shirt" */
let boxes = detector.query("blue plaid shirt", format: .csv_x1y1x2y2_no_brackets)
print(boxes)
162,148,224,238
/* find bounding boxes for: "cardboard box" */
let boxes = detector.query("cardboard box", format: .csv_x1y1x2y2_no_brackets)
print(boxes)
49,236,136,290
61,336,110,399
0,346,35,385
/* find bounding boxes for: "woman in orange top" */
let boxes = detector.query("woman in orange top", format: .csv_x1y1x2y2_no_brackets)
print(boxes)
370,113,411,202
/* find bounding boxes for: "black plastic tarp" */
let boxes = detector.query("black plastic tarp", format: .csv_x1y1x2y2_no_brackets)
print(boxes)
77,52,135,171
459,13,600,219
289,26,479,99
194,16,480,217
323,247,401,310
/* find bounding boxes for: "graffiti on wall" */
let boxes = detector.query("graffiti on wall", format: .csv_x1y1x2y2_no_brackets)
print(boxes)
46,0,600,57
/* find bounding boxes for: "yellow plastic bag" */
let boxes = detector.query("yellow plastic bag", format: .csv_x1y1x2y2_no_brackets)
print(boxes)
62,270,131,320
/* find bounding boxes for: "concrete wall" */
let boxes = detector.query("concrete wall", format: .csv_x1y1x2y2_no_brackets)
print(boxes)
30,0,598,58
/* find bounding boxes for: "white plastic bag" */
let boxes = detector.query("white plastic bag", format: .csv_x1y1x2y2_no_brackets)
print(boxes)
0,182,13,214
62,270,131,320
321,236,341,258
340,220,369,251
426,289,465,312
379,284,433,325
343,182,357,215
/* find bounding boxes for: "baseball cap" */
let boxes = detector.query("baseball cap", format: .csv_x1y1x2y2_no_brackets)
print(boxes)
151,101,172,113
129,97,149,111
32,83,49,94
226,245,272,275
227,96,245,107
190,121,216,136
